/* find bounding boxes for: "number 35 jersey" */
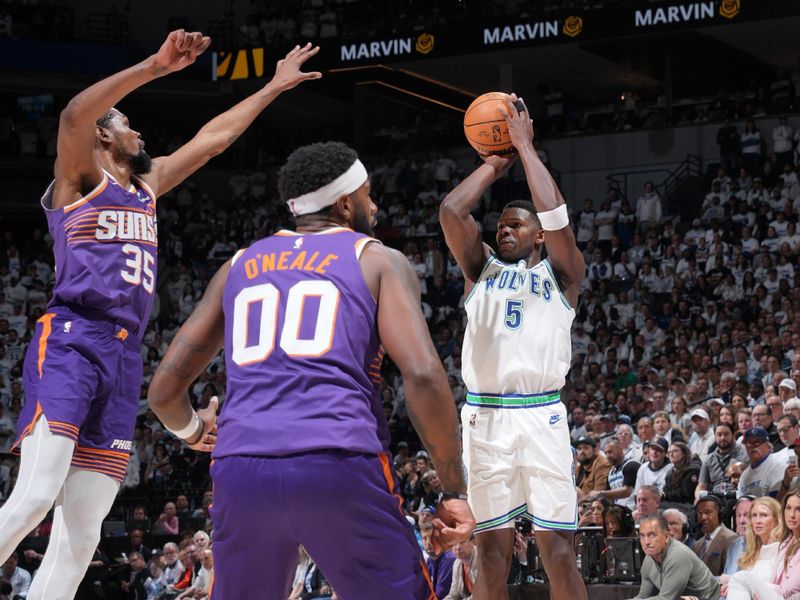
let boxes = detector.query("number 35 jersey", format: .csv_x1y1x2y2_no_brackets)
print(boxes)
43,170,157,337
215,227,387,459
461,256,575,396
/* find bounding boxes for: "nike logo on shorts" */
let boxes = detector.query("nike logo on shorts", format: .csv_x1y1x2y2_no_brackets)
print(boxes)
549,414,562,425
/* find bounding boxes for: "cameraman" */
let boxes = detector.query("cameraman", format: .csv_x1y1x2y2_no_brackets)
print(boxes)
694,423,749,504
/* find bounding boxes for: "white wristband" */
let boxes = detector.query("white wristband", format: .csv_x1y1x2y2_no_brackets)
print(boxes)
166,411,203,441
538,204,569,231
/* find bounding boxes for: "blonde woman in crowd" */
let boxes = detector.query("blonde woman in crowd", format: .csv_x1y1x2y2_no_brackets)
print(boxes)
726,489,800,600
721,497,784,597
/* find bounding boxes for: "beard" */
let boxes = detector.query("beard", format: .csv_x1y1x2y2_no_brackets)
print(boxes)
352,204,374,236
128,149,153,175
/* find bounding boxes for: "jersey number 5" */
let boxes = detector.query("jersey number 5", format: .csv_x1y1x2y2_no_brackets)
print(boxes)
505,299,523,330
231,280,340,366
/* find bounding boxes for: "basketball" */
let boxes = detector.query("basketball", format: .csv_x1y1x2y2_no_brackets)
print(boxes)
463,92,515,156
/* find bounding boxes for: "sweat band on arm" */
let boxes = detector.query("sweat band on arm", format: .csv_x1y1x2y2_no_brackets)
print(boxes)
538,204,569,231
166,410,203,441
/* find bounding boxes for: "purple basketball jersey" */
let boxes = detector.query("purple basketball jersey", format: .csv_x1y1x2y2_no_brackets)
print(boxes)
215,227,387,458
43,170,157,337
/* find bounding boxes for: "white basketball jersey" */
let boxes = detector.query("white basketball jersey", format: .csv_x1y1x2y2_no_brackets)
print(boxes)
461,256,575,396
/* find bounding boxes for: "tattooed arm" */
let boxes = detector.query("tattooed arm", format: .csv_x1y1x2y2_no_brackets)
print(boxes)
147,261,229,448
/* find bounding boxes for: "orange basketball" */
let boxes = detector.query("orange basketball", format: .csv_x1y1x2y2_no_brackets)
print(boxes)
463,92,514,156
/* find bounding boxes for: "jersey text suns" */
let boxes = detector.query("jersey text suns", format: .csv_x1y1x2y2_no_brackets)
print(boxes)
95,210,157,243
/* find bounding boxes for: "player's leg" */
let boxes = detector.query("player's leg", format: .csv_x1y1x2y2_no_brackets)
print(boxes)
209,456,298,599
472,528,516,600
285,451,436,600
0,418,74,563
27,467,118,599
463,404,525,600
520,402,586,600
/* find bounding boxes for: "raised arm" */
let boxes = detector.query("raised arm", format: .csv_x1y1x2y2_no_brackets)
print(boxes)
500,95,585,308
364,244,475,543
147,261,230,451
146,43,321,197
56,30,211,191
439,155,515,283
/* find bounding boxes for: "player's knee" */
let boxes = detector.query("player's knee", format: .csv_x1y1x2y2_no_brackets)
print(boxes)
23,489,58,522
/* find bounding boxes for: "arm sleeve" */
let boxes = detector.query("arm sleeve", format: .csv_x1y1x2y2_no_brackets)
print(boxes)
623,461,640,487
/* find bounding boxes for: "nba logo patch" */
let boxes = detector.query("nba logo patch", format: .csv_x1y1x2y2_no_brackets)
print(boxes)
64,321,72,334
293,238,304,250
469,413,476,427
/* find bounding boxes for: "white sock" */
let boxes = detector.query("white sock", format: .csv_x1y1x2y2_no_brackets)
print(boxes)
0,417,74,563
28,467,119,600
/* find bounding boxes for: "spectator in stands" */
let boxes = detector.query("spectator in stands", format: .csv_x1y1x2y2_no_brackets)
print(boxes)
772,116,794,169
120,551,148,599
717,120,740,174
635,437,673,495
724,495,755,575
662,441,701,508
696,422,750,501
603,505,635,538
127,528,151,562
421,521,455,600
288,546,313,600
663,508,693,548
635,514,719,600
724,497,784,598
633,486,662,523
689,408,715,464
152,502,179,535
443,537,477,600
652,411,685,444
176,548,213,599
617,423,642,462
158,542,185,590
587,437,638,511
635,181,662,234
778,438,800,502
741,119,764,176
573,436,611,497
0,553,29,599
693,494,738,576
129,505,150,533
739,428,785,498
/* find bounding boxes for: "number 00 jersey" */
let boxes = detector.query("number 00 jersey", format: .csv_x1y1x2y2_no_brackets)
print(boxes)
215,227,387,459
461,256,575,399
43,170,157,337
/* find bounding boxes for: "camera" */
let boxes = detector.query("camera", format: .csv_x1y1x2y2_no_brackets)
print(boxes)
514,518,533,536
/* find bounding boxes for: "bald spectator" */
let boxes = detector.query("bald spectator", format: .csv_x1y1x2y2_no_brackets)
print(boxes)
152,501,179,535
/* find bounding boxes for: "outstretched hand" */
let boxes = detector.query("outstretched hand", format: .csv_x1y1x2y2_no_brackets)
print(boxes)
498,92,535,153
153,29,212,74
187,396,219,453
270,43,322,92
432,498,476,551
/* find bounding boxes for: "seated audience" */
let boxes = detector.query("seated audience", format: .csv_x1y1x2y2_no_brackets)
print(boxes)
693,494,738,576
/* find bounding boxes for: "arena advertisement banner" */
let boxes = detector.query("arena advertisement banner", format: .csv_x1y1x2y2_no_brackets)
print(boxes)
211,0,800,79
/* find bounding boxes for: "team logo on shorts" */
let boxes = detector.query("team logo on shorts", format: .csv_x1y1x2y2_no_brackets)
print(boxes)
469,413,476,427
549,414,562,425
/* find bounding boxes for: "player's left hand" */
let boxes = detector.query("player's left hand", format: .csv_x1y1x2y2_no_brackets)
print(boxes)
498,92,534,153
187,396,219,453
269,43,322,92
152,30,212,74
433,498,476,550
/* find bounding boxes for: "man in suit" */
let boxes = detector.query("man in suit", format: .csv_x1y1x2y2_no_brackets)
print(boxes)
693,494,738,576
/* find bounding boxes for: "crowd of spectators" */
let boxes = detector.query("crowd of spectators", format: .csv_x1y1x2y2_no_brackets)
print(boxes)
1,105,800,598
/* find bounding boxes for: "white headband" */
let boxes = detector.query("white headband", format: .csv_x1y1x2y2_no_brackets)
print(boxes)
287,159,368,217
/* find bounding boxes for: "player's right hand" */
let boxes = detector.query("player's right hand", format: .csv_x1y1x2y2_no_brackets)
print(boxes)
433,498,476,549
153,29,212,74
269,43,322,92
188,396,219,453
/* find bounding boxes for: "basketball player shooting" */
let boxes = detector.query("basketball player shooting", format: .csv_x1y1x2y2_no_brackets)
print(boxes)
439,93,587,600
0,33,320,599
148,141,476,599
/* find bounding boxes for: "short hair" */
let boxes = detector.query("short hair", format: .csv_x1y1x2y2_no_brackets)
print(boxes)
278,142,359,205
637,486,662,503
715,422,735,435
419,521,434,533
503,200,541,227
639,514,669,533
128,551,143,562
778,414,798,427
662,508,688,527
163,542,178,553
96,109,116,129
